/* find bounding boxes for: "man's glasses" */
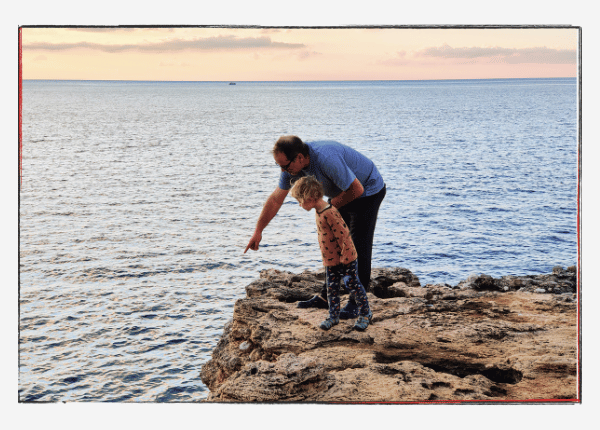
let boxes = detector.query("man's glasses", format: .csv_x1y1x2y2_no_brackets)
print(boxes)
277,154,297,171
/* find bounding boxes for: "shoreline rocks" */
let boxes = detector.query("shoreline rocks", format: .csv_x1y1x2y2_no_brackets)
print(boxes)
200,267,578,402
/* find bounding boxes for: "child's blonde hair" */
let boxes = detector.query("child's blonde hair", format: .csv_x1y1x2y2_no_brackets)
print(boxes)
290,176,324,202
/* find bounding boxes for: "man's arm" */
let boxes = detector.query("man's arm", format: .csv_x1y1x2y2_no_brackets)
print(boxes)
330,178,364,209
244,187,289,253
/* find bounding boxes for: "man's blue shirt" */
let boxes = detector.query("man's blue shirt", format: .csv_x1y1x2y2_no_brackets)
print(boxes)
278,141,384,198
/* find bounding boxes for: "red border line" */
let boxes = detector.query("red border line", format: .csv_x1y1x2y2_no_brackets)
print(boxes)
340,398,579,405
19,27,22,187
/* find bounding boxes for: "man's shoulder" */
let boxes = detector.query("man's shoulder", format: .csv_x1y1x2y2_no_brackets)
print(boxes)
308,140,343,150
307,141,345,162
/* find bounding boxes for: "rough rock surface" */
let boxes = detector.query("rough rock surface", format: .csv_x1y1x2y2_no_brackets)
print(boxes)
200,266,578,402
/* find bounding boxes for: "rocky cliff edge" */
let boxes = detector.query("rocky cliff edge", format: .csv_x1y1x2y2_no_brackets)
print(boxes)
200,266,578,402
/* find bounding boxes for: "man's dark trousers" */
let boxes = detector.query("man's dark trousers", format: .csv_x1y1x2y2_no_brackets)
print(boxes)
319,184,386,297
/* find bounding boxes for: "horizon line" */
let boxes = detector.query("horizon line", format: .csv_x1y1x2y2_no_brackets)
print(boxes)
22,77,576,83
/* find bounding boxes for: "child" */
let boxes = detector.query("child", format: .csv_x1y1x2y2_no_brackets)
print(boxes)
290,175,373,331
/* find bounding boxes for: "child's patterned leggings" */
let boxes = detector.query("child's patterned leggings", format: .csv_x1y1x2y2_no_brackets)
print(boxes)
325,259,371,320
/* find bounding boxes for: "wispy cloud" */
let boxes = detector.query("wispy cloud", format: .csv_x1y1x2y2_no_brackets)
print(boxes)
378,51,410,66
297,50,321,61
66,28,139,33
24,35,305,52
416,44,576,64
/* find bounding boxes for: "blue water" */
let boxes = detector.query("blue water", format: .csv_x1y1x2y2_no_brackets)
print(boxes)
19,78,578,401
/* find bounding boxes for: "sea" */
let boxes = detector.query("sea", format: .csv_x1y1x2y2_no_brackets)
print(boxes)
19,78,578,402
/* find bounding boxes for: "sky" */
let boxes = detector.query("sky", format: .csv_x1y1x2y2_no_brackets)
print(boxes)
20,26,579,81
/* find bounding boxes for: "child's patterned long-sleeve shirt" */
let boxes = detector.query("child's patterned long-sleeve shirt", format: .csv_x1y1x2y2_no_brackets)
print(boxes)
315,204,358,267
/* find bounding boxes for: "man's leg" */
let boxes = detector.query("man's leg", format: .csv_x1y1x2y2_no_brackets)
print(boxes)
339,186,386,290
337,186,386,318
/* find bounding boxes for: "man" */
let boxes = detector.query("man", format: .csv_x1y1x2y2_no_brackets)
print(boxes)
244,135,386,319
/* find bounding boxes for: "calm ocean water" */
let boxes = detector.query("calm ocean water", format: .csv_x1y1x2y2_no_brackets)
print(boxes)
19,78,578,402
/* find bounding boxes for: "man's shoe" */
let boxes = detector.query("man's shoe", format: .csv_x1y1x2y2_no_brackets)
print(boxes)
339,299,359,319
297,294,329,309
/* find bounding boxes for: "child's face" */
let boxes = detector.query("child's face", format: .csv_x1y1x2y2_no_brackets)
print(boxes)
299,198,317,211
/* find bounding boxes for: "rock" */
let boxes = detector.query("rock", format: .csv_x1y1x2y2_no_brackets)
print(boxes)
200,267,578,402
239,341,252,351
370,268,421,297
457,274,499,291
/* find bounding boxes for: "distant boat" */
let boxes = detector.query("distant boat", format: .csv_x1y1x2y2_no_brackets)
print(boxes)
229,82,236,85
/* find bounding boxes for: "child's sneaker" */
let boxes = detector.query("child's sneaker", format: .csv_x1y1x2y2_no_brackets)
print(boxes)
353,311,373,331
319,317,340,330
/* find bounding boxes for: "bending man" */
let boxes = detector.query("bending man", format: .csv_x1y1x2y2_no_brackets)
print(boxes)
244,135,386,318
